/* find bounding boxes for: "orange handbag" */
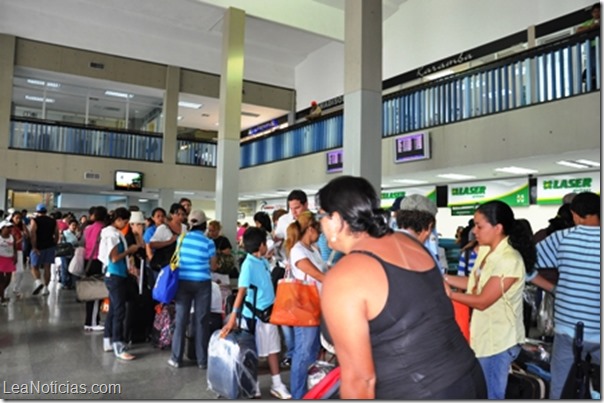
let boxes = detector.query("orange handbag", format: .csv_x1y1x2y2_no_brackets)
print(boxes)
269,277,321,327
452,300,471,342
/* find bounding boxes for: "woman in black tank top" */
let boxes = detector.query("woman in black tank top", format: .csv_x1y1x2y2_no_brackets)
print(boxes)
316,176,486,399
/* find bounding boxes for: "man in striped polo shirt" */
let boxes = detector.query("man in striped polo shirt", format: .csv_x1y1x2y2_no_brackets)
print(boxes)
531,192,600,399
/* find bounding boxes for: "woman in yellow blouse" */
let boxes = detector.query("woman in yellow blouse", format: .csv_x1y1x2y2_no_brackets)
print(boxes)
444,200,535,399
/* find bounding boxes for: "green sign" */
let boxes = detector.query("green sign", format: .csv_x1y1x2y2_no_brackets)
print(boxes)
448,179,529,207
450,205,480,216
537,173,600,205
380,187,436,208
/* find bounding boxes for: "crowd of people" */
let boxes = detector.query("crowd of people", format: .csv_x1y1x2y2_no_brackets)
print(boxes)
0,182,599,399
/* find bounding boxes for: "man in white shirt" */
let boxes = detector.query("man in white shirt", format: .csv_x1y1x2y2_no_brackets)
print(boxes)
272,189,308,368
273,189,309,264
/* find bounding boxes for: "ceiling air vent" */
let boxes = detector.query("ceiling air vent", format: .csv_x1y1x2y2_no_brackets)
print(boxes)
241,111,260,118
89,62,105,70
84,172,101,180
104,106,121,112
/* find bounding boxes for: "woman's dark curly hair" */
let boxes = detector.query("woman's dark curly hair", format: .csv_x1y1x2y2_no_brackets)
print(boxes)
476,200,536,272
316,176,391,238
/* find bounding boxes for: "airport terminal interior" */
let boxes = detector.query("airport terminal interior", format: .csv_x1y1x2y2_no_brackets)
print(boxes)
0,0,600,399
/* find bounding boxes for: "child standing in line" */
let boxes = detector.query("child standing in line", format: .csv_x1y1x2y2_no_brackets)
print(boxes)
0,221,17,306
221,227,291,400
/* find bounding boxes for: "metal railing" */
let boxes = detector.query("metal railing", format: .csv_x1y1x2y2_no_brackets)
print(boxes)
9,117,163,162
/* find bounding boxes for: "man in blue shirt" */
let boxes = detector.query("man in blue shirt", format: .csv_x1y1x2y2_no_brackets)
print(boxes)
530,192,600,399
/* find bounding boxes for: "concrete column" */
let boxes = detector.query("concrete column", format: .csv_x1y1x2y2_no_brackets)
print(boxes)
158,188,175,210
0,35,16,150
215,7,245,247
162,66,180,165
343,0,382,193
0,177,6,211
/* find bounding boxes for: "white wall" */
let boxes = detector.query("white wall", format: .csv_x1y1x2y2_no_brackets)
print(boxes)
436,204,561,241
296,0,594,107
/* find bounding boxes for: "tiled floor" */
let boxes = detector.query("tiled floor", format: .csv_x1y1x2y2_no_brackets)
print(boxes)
0,272,289,400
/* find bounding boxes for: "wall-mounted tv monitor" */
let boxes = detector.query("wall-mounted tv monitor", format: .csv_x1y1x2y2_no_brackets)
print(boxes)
114,170,143,192
326,149,343,173
395,132,430,163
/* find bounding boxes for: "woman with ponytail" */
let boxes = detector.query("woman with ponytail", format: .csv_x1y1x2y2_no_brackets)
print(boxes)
317,176,486,399
444,200,535,399
284,210,325,399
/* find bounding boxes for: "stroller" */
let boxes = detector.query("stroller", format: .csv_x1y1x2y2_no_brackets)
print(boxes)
560,322,601,399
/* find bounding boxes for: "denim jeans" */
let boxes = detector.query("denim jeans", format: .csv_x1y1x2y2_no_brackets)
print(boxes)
477,344,520,399
281,325,295,359
171,280,211,366
104,275,128,349
550,331,601,399
60,257,73,287
291,326,320,399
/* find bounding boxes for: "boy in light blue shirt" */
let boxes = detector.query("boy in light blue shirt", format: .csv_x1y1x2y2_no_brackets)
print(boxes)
221,227,291,400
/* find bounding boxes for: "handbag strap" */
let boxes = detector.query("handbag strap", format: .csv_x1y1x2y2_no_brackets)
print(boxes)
170,232,186,271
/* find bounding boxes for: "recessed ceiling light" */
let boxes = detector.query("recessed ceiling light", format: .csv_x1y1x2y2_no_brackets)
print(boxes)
178,101,203,109
575,159,600,167
27,79,61,88
393,179,428,184
105,90,133,99
437,173,477,180
138,199,149,203
25,95,55,103
556,160,590,169
177,116,183,120
494,166,538,175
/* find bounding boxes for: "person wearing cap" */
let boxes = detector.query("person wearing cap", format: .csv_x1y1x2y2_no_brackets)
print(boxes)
398,194,449,273
0,220,17,306
167,209,217,370
306,100,322,121
29,203,60,296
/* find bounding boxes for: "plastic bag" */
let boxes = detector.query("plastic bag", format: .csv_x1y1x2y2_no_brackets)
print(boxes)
307,360,336,391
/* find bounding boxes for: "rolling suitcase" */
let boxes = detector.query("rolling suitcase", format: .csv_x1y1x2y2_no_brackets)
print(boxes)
506,364,547,399
207,287,258,399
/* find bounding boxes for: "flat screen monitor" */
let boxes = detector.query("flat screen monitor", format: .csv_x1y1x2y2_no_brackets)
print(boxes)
326,149,343,173
114,170,143,192
395,132,430,163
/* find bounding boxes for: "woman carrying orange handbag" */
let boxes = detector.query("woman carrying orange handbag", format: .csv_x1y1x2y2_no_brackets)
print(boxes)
283,211,325,399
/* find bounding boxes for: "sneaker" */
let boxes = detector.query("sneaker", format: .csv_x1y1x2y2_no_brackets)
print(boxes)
280,357,291,368
41,286,50,296
270,384,292,400
103,338,113,352
167,359,180,368
32,280,44,295
198,363,207,369
1,298,8,307
115,351,135,361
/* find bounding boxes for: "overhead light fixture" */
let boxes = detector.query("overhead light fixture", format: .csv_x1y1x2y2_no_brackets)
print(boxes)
437,173,477,180
177,116,183,120
556,160,590,169
575,159,600,167
25,95,55,103
104,90,133,99
138,199,149,203
393,179,428,184
494,166,538,175
425,69,454,81
174,191,195,195
27,79,61,88
178,101,203,109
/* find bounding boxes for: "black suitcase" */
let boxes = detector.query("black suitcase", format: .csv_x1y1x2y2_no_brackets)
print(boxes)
506,366,547,399
186,312,223,361
123,262,156,344
207,286,258,399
